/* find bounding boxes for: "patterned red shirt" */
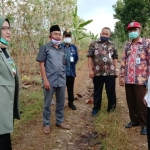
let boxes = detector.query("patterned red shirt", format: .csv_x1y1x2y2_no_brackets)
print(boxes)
120,38,150,85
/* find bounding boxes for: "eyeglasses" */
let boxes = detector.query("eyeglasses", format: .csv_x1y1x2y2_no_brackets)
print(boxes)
1,26,13,31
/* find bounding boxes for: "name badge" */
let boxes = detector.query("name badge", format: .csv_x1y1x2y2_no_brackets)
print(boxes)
70,56,74,62
109,52,111,58
136,58,141,64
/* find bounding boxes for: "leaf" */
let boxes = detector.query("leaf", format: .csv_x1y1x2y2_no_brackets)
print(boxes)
78,19,93,28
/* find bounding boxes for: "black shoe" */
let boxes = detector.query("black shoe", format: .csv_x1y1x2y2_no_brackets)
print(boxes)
125,122,139,128
68,103,76,110
92,109,99,116
141,127,147,135
107,104,116,113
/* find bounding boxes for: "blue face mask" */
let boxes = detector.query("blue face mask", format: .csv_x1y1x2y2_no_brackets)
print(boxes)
0,37,9,45
100,36,110,42
128,32,139,39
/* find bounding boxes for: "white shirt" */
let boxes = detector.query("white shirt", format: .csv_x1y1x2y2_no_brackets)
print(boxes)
144,76,150,107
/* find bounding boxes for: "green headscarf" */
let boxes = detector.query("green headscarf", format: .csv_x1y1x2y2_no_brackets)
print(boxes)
0,17,10,45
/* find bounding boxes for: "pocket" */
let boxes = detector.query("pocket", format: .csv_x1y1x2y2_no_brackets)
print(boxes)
62,55,67,65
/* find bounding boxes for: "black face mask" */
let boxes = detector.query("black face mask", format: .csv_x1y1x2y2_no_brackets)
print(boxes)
100,36,110,42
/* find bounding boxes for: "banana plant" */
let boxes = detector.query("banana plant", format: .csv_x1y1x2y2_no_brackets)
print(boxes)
89,31,98,41
72,6,93,45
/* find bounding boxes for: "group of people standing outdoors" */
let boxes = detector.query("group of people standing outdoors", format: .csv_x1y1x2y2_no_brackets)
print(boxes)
0,16,150,150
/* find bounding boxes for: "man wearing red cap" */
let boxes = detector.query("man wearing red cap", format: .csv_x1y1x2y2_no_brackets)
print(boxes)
119,21,150,135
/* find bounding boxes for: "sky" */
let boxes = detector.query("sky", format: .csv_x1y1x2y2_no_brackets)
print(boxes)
77,0,118,36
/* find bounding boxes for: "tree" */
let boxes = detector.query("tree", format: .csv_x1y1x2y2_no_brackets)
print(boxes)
0,0,77,54
72,6,93,45
113,0,150,29
88,31,98,41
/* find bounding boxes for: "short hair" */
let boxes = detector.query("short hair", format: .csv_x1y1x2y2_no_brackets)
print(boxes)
101,27,111,33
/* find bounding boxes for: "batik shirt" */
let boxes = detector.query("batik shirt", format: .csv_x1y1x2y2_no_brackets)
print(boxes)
87,39,118,76
120,37,150,85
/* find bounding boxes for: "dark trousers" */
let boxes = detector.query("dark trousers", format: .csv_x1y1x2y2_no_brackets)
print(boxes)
93,76,116,111
66,76,75,104
125,84,147,127
147,107,150,150
0,133,12,150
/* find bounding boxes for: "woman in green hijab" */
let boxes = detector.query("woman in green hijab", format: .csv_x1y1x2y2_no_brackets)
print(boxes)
0,17,20,150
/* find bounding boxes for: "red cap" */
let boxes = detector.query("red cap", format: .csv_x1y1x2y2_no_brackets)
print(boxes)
127,22,141,30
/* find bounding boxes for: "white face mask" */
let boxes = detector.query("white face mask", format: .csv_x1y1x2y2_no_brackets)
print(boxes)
63,37,71,44
51,39,61,45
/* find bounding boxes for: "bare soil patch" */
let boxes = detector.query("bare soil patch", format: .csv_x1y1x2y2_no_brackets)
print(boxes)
12,61,148,150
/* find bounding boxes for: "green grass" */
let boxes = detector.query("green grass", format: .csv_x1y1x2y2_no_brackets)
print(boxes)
12,84,43,140
11,50,132,149
94,91,132,150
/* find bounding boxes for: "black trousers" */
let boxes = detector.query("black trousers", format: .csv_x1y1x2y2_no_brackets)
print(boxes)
0,133,12,150
147,107,150,150
66,76,75,104
93,76,116,111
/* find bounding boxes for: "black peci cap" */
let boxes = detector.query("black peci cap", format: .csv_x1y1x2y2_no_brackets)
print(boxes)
50,25,61,33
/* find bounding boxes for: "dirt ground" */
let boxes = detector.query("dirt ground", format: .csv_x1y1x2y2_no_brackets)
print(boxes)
12,61,148,150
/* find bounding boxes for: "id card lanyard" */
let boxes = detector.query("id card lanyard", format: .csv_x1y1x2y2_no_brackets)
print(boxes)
132,44,141,65
70,49,74,62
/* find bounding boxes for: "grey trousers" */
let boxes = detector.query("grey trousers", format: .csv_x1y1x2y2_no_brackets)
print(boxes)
43,86,66,126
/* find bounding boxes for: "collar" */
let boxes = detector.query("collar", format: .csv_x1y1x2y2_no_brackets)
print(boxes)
129,37,142,45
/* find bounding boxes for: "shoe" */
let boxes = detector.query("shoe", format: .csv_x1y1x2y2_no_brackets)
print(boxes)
92,109,99,116
125,122,139,128
68,103,76,110
43,126,50,134
141,126,147,135
107,104,116,112
56,123,70,130
107,108,115,113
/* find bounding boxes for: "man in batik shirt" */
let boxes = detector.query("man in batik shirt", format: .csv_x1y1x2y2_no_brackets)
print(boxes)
119,21,150,135
88,27,118,116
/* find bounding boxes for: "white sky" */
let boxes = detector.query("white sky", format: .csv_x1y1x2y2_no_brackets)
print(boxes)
77,0,118,36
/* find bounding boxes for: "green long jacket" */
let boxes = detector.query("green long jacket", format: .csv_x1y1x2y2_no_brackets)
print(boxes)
0,17,20,135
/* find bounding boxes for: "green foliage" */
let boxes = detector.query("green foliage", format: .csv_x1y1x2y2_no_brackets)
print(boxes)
89,31,98,41
1,0,77,54
113,0,150,28
72,6,93,45
113,0,150,46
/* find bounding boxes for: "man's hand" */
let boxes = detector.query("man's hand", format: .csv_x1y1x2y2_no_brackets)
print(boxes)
89,70,95,78
115,72,119,78
119,77,124,86
44,79,50,90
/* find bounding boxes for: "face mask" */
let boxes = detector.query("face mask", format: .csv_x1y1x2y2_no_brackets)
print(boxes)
51,39,61,45
100,36,110,42
0,37,9,45
128,32,139,39
63,37,71,44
